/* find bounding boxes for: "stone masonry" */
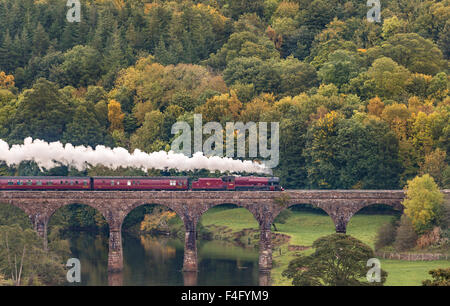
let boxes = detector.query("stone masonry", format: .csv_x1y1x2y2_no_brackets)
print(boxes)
1,190,448,272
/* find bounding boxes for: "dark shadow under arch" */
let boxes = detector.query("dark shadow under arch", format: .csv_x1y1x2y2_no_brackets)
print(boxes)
353,203,403,216
122,203,184,236
48,203,110,233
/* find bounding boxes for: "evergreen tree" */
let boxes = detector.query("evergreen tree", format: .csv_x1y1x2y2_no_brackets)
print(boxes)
32,23,50,57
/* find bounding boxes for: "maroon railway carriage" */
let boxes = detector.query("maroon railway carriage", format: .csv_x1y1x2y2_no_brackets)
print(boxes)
0,176,90,190
191,176,283,191
0,176,282,191
92,176,189,190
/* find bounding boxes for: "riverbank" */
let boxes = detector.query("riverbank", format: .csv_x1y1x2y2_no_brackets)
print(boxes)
200,206,450,286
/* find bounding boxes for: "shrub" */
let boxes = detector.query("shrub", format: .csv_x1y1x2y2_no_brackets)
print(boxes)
394,215,418,251
416,227,441,249
375,221,397,250
422,268,450,286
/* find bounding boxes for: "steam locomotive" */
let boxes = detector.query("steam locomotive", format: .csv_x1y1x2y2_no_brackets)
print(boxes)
0,176,284,191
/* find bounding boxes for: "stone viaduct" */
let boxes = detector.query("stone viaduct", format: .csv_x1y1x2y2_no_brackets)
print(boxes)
0,190,448,274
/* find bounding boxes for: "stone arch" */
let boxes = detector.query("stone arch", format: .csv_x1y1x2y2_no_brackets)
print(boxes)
199,201,261,229
46,200,111,229
272,202,336,239
121,201,185,234
273,202,333,221
197,201,270,272
284,200,356,234
121,200,185,231
346,202,403,236
351,201,404,216
271,201,337,231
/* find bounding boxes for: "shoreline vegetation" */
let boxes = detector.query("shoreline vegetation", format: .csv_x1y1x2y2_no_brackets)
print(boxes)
117,204,449,285
191,206,450,286
1,203,449,286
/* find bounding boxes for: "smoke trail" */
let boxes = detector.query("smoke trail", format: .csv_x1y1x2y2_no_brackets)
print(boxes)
0,138,270,174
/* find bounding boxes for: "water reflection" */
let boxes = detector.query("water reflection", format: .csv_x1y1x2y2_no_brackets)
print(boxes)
183,272,198,286
65,231,264,286
108,272,123,286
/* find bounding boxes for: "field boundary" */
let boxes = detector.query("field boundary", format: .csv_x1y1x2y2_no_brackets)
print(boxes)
376,252,449,261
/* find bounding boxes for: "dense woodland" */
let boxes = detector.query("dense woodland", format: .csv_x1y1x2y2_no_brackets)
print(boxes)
0,0,449,286
0,0,448,190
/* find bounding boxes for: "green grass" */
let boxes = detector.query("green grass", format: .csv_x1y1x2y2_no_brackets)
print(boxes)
200,206,259,231
201,207,395,247
200,206,450,286
382,260,450,286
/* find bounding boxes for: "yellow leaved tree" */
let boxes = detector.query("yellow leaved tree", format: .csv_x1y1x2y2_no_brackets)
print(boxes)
403,174,444,234
0,71,14,89
140,206,177,234
107,99,125,132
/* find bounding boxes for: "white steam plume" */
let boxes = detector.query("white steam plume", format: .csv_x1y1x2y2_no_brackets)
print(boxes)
0,138,270,174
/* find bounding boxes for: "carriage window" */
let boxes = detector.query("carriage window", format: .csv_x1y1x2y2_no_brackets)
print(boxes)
127,181,131,186
83,180,88,186
60,181,63,184
27,180,32,185
47,181,53,185
37,181,42,186
75,181,78,184
70,181,74,185
117,181,120,185
17,180,21,185
111,180,114,186
8,181,13,185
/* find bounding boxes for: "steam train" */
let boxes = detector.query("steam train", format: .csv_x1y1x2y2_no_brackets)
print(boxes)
0,176,284,191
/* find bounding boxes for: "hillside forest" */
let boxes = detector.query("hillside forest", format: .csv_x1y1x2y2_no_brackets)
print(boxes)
0,0,448,190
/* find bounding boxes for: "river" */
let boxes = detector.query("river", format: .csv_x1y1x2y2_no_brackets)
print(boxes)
65,231,265,286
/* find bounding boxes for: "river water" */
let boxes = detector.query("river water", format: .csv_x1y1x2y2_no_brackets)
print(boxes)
65,232,263,286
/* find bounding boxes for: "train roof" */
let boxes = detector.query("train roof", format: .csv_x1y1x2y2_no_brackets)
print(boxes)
92,176,190,180
0,176,89,179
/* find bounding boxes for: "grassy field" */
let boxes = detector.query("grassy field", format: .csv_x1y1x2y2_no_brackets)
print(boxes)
200,206,450,286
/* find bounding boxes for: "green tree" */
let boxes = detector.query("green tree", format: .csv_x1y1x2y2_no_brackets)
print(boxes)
50,45,102,88
370,33,447,75
130,110,167,152
304,112,401,189
0,224,67,285
205,31,279,70
62,105,105,147
282,233,387,286
318,50,359,89
422,268,450,286
9,78,73,143
365,57,411,100
31,23,50,57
